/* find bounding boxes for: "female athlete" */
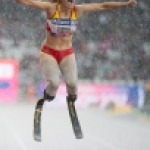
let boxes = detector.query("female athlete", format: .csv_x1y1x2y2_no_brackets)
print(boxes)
16,0,137,141
16,0,137,103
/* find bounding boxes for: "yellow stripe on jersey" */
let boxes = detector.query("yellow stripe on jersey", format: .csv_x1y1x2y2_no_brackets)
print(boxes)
71,7,77,20
51,3,77,21
50,3,60,20
54,10,60,19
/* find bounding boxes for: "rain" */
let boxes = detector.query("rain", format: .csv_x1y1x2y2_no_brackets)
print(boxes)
0,0,150,150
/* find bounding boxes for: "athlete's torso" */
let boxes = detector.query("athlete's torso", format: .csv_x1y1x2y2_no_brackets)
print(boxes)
46,3,78,37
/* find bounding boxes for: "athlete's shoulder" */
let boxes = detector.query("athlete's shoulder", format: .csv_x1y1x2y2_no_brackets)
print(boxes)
74,5,82,11
74,5,84,18
46,3,58,18
46,2,57,9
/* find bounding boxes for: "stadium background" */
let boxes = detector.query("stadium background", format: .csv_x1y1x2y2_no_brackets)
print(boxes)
0,1,150,150
0,0,150,114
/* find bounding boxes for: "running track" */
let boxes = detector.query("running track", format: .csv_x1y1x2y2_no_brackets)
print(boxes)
0,103,150,150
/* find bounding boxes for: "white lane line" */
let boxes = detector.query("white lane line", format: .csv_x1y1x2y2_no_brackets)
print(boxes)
1,116,28,150
87,134,125,150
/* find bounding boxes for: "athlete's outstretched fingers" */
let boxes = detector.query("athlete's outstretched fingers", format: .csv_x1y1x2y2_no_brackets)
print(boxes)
59,54,78,96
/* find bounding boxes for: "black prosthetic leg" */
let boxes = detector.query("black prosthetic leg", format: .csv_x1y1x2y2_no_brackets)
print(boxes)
67,95,83,139
33,90,54,142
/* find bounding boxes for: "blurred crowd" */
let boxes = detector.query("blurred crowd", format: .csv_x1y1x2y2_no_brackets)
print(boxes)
0,0,150,98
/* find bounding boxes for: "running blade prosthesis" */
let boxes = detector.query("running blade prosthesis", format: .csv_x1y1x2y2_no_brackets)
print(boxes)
33,99,83,141
67,100,83,139
33,98,44,142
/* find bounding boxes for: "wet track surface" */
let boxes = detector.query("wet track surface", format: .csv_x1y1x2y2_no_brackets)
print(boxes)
0,103,150,150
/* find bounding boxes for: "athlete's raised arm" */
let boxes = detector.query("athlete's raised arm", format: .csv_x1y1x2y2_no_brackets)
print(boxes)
76,0,137,17
15,0,52,10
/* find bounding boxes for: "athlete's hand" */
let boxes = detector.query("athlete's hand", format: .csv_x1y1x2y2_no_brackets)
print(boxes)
127,0,137,7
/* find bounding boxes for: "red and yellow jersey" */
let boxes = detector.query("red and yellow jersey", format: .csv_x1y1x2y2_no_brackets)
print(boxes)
46,3,78,37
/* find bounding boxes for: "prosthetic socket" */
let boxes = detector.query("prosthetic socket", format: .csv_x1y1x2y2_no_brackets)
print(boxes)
44,90,77,102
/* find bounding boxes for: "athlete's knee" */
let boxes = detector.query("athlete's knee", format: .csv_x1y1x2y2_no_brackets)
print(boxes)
66,80,77,92
67,95,77,102
66,80,77,87
48,80,59,90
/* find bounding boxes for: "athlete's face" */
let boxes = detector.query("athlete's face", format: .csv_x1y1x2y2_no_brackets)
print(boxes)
61,0,75,9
